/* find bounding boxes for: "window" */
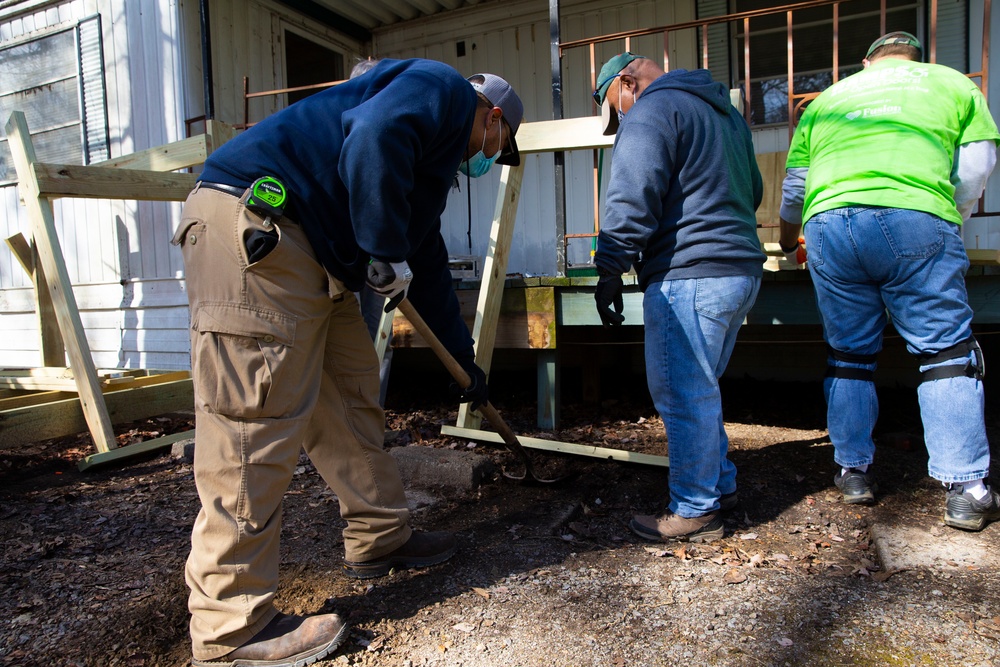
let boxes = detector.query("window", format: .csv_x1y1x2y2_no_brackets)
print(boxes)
284,29,344,106
0,15,109,182
732,0,919,125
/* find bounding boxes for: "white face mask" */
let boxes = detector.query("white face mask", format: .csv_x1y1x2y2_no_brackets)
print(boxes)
617,76,637,123
459,119,503,178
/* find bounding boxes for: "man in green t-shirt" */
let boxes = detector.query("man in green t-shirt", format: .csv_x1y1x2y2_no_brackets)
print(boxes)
778,32,1000,531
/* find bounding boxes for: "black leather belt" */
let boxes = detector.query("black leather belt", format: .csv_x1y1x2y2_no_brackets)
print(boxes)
197,181,246,198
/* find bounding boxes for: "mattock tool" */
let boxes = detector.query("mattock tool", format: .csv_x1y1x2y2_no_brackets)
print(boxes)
397,299,569,484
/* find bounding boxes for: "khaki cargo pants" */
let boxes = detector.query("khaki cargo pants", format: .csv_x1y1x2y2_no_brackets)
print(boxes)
174,185,411,661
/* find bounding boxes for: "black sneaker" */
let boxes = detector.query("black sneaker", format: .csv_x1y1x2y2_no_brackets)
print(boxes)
944,484,1000,532
342,530,457,579
834,468,877,505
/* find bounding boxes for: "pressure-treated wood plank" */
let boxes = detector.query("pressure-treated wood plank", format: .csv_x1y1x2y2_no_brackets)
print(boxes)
206,119,237,153
31,163,198,202
5,232,32,274
0,379,193,451
0,377,86,391
391,286,555,349
516,117,614,154
6,232,65,365
5,111,116,453
755,151,787,229
0,391,77,410
78,429,194,472
441,425,669,468
457,163,525,429
90,134,210,172
967,249,1000,265
0,369,189,392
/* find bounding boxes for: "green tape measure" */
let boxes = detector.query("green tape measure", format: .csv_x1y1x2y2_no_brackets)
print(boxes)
246,176,287,219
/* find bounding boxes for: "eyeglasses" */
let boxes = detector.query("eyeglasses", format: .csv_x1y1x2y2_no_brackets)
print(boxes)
592,73,622,106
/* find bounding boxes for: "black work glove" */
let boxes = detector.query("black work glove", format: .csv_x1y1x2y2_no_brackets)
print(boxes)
451,356,489,410
594,267,625,326
366,259,412,312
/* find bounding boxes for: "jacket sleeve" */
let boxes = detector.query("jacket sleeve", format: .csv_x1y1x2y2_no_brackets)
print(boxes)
405,229,475,361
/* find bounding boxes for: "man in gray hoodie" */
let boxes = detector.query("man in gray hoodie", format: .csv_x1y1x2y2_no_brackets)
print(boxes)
593,53,765,542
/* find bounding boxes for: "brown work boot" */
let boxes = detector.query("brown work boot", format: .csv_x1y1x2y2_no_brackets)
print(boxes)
192,612,348,667
630,511,724,543
342,530,457,579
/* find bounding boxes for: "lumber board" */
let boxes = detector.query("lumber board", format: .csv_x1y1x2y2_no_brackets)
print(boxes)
457,162,526,430
440,425,669,468
5,111,116,452
755,151,787,228
88,120,233,172
206,119,237,152
31,162,198,202
90,134,210,172
0,369,188,392
0,391,78,410
392,286,555,350
967,249,1000,265
516,117,614,154
0,379,194,451
6,232,65,365
78,429,194,472
5,232,32,275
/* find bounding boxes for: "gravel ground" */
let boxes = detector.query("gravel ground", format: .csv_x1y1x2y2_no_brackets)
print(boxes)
2,377,999,667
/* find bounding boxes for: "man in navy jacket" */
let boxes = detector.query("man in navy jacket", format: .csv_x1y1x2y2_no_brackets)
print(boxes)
593,53,764,543
174,59,522,666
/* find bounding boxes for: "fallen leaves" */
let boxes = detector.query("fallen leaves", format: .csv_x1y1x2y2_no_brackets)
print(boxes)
723,568,748,585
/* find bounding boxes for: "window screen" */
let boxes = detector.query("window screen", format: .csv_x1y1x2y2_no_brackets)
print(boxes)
731,0,919,125
0,15,109,182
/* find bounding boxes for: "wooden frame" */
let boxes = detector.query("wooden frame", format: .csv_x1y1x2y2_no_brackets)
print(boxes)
3,111,233,470
430,116,664,465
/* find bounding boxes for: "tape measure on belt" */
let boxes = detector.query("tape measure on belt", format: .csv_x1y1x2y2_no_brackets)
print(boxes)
246,176,288,219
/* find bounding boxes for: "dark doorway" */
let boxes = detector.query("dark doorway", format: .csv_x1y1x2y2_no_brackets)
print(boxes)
285,30,344,105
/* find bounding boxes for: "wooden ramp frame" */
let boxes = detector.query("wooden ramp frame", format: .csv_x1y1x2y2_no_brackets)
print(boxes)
403,116,674,467
3,111,234,470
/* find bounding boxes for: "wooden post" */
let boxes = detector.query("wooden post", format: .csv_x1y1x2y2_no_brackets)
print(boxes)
456,162,525,429
6,232,65,366
5,111,117,453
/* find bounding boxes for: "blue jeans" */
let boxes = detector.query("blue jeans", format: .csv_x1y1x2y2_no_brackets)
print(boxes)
804,207,990,483
644,275,761,517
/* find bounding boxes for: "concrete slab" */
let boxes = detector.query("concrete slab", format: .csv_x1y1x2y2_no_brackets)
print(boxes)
170,438,195,462
871,514,1000,571
390,445,495,492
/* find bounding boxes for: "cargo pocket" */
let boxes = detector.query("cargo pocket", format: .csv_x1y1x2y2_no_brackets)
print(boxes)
191,302,297,419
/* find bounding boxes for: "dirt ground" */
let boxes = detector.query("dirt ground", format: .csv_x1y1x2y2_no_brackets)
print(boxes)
2,370,1000,667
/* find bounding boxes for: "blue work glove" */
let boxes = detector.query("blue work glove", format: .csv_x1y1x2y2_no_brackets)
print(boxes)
366,259,413,312
451,356,489,410
594,267,625,326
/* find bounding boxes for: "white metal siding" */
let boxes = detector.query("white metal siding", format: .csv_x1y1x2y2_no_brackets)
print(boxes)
0,0,187,370
0,0,365,371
